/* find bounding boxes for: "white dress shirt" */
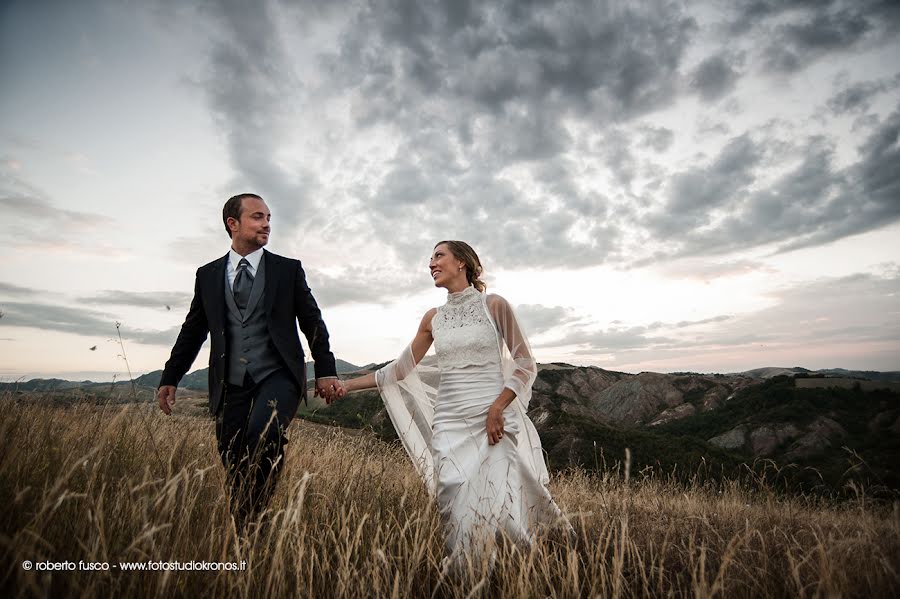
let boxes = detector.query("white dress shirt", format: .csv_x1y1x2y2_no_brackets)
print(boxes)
226,246,264,290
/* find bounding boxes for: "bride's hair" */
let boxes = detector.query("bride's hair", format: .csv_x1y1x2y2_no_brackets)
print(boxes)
435,240,486,292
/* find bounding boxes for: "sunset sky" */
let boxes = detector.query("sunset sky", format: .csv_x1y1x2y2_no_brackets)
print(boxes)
1,0,898,382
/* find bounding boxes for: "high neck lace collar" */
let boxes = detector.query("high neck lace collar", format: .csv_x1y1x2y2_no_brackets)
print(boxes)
446,285,479,304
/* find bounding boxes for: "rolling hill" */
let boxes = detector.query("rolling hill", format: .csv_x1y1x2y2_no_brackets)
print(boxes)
303,364,900,495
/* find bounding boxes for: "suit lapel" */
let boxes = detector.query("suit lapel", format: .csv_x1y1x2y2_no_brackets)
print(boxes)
224,276,242,320
263,250,279,315
210,254,230,325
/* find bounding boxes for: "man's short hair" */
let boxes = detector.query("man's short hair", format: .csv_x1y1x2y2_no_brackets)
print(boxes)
223,193,263,238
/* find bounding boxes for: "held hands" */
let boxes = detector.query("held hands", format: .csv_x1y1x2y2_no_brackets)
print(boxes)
315,378,346,405
157,385,177,415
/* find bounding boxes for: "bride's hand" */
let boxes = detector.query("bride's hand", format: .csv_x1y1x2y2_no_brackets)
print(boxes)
486,405,505,445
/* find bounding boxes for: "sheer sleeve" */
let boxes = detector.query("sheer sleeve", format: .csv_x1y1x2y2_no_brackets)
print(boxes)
485,293,549,486
375,345,439,495
486,294,537,403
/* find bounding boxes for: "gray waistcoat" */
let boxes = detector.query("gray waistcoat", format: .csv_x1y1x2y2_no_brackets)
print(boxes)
224,257,284,386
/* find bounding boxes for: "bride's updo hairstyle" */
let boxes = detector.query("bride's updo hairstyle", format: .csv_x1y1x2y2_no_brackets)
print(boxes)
436,240,486,292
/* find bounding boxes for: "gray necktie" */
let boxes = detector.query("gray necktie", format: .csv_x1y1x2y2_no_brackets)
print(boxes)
233,258,254,311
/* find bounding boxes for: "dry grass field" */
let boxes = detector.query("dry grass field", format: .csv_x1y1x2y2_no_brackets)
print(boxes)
1,394,898,598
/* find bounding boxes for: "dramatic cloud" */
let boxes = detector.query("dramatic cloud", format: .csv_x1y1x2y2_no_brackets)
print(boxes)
673,315,733,328
649,133,762,241
600,128,639,188
153,0,899,274
696,134,842,254
305,267,423,307
197,0,322,233
541,324,677,353
0,301,182,346
167,228,229,265
79,290,193,310
121,325,184,347
764,9,871,73
640,102,900,259
538,314,735,354
775,104,900,252
826,74,900,115
0,282,38,297
317,0,698,268
545,271,900,371
514,304,581,337
689,53,744,102
334,0,695,122
0,302,114,338
724,1,900,74
661,258,777,282
638,125,675,153
0,167,116,252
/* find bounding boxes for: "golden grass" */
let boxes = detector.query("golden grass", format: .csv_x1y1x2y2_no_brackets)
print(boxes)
1,395,898,598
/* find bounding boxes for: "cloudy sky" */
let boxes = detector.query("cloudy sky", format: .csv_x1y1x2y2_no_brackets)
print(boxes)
1,0,899,382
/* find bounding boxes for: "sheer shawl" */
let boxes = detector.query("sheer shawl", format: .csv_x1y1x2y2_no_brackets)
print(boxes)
485,294,550,488
374,345,440,495
375,291,548,495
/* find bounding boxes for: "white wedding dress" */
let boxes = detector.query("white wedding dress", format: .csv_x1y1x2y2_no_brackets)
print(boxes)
376,286,567,566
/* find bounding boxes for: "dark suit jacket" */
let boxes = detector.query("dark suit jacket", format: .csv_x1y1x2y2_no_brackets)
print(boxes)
159,249,337,416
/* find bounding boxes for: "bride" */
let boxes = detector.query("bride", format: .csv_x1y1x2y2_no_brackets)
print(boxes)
337,240,569,569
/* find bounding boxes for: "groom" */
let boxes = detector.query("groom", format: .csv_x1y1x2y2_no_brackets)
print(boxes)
157,193,343,527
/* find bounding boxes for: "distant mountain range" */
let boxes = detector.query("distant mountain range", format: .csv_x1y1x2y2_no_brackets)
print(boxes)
2,363,897,393
732,366,900,382
130,359,365,390
0,359,364,392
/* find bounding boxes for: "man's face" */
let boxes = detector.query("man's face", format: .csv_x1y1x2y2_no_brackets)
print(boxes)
229,197,271,248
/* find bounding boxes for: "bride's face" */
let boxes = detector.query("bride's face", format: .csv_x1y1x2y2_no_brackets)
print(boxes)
429,244,466,288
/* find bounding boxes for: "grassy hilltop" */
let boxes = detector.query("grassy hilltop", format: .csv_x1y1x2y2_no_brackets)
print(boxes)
2,392,898,598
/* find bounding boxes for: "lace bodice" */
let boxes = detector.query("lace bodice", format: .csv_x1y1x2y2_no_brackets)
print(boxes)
432,286,502,370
